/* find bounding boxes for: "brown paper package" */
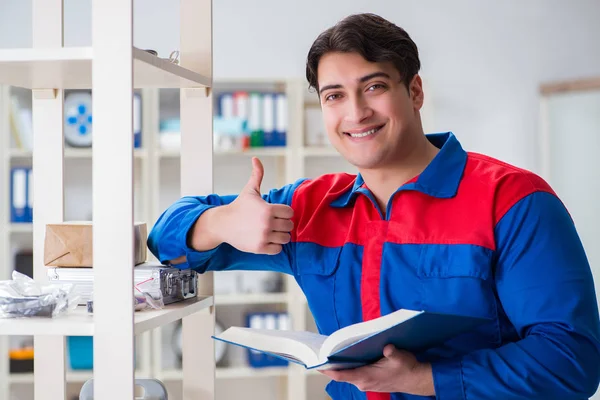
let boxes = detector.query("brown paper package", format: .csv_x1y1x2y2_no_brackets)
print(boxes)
43,222,147,267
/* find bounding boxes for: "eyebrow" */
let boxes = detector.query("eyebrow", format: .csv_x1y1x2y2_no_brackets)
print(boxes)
319,72,392,95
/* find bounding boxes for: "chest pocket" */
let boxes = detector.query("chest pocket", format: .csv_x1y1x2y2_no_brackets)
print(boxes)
418,244,501,352
294,242,342,335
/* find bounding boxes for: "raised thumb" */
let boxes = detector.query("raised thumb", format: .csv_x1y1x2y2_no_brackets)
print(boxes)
245,157,264,193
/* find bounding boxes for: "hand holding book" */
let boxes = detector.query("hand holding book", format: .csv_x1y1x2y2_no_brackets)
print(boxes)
321,344,435,397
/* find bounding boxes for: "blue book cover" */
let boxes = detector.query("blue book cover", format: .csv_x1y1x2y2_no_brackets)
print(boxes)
213,309,489,370
261,93,276,147
133,93,142,148
10,167,29,223
26,168,33,223
274,93,287,146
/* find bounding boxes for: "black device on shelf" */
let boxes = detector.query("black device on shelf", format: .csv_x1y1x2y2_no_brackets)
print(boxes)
14,249,33,278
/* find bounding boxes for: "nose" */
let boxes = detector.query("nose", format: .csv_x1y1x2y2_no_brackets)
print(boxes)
344,94,373,124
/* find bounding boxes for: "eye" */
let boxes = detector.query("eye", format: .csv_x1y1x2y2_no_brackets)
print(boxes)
367,83,386,92
324,93,342,102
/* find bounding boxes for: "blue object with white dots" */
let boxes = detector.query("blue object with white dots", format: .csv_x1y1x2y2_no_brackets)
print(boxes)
64,92,93,147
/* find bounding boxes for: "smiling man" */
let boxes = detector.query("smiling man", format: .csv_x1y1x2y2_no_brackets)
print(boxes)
148,13,600,400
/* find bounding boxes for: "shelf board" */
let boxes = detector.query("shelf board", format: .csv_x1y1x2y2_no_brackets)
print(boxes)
217,366,288,379
7,223,33,233
8,148,147,159
0,296,213,336
0,47,211,89
158,147,288,158
161,366,289,380
133,296,213,335
8,368,151,384
160,366,320,380
215,292,288,305
8,371,91,384
301,147,340,157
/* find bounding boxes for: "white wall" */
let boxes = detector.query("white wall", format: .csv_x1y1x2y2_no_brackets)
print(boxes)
1,0,600,173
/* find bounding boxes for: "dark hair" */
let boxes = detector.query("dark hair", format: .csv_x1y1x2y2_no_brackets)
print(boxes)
306,13,420,93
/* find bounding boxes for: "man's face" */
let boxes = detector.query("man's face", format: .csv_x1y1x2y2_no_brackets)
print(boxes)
317,52,423,170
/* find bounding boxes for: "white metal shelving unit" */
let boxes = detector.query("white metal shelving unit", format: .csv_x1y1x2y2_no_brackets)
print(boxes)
0,1,216,399
0,8,366,400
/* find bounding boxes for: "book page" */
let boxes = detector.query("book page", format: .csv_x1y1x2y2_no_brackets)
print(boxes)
216,327,329,367
254,329,328,355
320,309,422,359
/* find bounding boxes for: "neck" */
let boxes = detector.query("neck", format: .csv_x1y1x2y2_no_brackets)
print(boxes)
360,133,439,213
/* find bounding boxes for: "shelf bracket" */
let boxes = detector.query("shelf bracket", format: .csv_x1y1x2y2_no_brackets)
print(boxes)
33,89,58,100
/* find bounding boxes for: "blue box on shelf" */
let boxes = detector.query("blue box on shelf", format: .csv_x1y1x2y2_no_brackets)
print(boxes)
67,336,93,370
67,336,138,370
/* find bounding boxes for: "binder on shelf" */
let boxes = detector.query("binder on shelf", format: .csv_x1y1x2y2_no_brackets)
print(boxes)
9,96,33,150
10,167,29,223
245,312,290,368
134,93,142,149
274,93,287,147
26,168,33,222
234,91,250,147
261,93,275,147
249,92,263,148
219,93,234,119
233,92,249,124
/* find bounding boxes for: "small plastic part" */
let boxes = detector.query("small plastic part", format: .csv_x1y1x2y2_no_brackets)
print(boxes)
134,272,164,310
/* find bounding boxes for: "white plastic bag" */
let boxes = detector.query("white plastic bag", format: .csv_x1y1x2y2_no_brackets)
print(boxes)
0,271,80,318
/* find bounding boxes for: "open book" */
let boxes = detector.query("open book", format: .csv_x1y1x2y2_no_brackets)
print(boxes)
213,308,488,370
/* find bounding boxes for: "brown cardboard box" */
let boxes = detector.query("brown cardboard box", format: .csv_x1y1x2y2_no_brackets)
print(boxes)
43,221,147,267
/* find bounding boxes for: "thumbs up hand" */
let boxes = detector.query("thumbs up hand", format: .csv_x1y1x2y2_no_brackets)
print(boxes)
222,157,294,255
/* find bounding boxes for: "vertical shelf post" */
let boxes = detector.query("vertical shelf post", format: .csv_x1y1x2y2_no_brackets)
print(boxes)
180,1,216,399
31,0,67,399
284,79,309,400
0,83,11,400
91,0,135,399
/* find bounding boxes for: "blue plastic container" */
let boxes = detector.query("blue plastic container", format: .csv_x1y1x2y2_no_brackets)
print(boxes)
67,336,93,370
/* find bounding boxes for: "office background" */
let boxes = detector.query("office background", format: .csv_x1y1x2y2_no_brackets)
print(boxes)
1,0,599,399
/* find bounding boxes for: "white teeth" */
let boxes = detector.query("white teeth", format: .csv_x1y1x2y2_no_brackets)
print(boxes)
348,127,380,138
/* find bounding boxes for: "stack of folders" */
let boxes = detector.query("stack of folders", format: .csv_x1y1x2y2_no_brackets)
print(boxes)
217,91,288,148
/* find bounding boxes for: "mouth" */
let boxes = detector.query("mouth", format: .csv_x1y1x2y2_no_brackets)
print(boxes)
343,124,385,138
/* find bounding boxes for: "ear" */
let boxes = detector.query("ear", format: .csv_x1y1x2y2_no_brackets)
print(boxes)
409,74,424,111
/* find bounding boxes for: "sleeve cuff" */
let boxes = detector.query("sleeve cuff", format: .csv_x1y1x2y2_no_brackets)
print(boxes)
431,358,465,400
174,204,221,272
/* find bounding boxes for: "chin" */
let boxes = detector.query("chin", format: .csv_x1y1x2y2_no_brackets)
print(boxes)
330,140,387,170
343,153,385,170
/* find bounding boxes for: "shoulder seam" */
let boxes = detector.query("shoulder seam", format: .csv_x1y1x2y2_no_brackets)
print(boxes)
495,188,556,227
468,152,531,175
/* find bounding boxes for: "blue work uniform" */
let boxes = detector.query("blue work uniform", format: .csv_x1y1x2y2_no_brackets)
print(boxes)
148,132,600,400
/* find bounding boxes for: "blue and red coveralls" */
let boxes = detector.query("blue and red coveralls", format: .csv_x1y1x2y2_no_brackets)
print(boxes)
148,132,600,400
